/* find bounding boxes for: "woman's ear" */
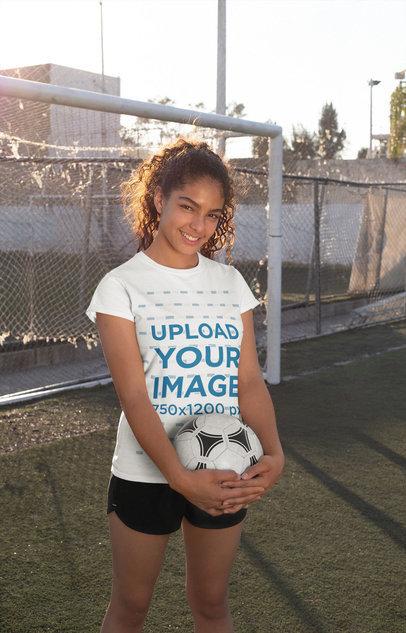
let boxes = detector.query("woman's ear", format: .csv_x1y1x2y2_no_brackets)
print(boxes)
153,186,163,215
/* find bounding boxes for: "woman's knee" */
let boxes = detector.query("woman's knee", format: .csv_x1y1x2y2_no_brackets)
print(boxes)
110,583,152,626
186,585,229,620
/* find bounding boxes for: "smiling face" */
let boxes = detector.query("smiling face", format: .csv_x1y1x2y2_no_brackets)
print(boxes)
147,176,225,267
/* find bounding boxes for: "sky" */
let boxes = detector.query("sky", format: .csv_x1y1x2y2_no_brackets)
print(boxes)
1,0,405,159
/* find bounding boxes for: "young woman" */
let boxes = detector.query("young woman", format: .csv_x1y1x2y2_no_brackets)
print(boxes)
86,137,285,633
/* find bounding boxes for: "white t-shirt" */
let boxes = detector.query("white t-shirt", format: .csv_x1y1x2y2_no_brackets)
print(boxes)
85,249,260,483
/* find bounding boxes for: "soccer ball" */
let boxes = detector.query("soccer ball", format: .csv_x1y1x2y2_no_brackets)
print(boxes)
173,413,263,475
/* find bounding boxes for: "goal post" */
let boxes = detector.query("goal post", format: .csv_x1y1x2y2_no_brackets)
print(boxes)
267,132,283,384
0,74,283,385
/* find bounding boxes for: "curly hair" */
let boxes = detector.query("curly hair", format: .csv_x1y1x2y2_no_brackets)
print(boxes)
120,136,237,264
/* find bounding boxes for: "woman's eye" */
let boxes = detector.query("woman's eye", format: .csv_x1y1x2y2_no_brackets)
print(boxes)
180,205,220,220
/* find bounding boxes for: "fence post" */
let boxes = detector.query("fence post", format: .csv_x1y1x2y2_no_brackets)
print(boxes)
313,180,322,334
80,168,93,325
373,187,389,294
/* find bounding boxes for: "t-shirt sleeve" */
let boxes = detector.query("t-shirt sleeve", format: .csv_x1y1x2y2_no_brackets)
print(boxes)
235,269,261,314
85,273,134,323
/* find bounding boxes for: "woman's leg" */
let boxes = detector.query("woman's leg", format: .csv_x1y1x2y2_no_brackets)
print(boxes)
101,511,171,633
182,517,244,633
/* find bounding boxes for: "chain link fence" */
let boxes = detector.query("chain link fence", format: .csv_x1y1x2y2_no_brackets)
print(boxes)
0,71,405,400
1,154,405,401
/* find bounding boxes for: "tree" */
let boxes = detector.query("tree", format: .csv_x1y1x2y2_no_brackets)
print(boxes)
389,83,406,159
119,96,181,153
119,98,249,154
253,102,347,163
251,135,295,165
0,133,11,158
226,102,246,118
282,137,296,166
251,135,268,159
291,124,317,159
316,102,346,159
252,125,316,162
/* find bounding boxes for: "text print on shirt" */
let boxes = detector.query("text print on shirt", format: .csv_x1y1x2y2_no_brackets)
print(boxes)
149,318,240,403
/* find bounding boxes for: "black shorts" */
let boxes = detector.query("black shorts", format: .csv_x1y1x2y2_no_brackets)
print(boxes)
107,473,247,535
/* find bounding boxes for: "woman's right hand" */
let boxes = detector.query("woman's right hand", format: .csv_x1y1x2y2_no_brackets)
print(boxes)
174,468,265,516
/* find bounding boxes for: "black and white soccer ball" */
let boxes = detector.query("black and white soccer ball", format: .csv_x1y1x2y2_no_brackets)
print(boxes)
173,413,263,475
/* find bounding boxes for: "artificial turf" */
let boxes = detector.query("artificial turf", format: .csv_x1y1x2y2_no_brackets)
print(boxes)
1,320,405,632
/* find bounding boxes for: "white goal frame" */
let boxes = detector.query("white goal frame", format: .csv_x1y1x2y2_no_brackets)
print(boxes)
0,74,283,384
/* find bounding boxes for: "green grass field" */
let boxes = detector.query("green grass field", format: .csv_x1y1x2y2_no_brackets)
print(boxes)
1,320,405,632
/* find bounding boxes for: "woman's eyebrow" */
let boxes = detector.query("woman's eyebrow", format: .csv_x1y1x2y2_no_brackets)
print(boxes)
178,195,223,213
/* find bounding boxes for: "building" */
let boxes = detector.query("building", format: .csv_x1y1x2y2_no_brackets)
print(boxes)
0,63,122,157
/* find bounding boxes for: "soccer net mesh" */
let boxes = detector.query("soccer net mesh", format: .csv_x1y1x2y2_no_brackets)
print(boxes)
0,70,405,402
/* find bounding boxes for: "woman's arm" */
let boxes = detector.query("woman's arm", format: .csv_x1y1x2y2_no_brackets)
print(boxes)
95,312,189,489
237,309,284,462
219,309,284,507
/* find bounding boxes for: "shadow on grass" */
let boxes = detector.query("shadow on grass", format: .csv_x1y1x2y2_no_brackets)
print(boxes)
241,533,330,633
349,428,406,470
1,319,405,632
35,458,82,593
284,444,406,549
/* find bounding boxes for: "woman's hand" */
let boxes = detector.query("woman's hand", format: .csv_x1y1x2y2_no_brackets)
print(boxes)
219,453,285,514
173,468,266,517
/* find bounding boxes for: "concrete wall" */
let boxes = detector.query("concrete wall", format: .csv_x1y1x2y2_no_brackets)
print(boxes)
230,202,364,265
49,64,121,158
0,200,365,267
287,157,406,183
0,201,131,254
0,63,121,158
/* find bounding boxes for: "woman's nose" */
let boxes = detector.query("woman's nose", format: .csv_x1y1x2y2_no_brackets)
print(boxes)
189,216,205,233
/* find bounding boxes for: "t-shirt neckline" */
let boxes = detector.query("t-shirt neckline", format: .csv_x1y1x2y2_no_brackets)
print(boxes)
138,250,203,275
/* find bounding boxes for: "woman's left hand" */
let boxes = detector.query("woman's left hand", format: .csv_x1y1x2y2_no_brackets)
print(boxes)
221,453,285,514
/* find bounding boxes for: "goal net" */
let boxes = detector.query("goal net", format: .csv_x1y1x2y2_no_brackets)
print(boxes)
0,72,275,403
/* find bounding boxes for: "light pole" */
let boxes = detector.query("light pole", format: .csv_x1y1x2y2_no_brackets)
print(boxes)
100,0,105,93
99,0,106,156
216,0,226,157
368,78,381,156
